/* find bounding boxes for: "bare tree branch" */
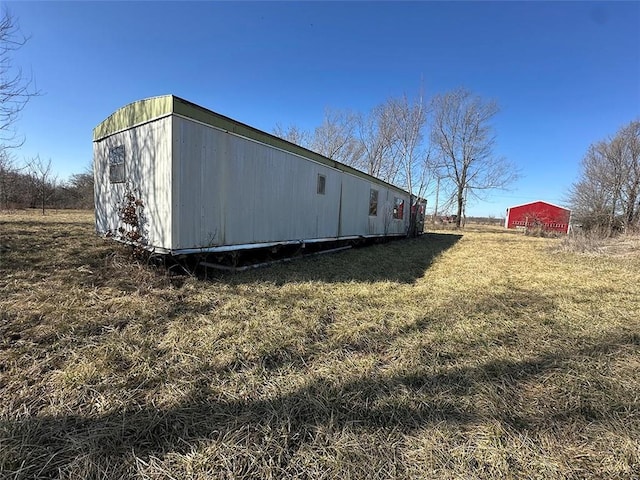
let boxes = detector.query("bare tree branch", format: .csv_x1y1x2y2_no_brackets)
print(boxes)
310,107,364,168
431,88,517,227
272,123,311,149
0,7,40,153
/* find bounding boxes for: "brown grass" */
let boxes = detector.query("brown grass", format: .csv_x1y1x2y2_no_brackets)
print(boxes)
1,210,639,479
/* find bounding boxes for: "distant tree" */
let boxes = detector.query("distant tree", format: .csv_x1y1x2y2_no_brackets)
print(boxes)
619,121,640,229
431,88,517,228
53,168,94,210
0,149,15,208
0,149,33,209
27,155,56,214
66,170,94,209
0,7,39,155
569,120,640,233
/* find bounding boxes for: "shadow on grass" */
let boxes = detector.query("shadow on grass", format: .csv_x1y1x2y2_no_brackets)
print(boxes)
1,215,462,286
211,233,463,285
2,331,637,478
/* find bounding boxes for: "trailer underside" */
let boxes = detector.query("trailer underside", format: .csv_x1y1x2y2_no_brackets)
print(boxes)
141,233,410,274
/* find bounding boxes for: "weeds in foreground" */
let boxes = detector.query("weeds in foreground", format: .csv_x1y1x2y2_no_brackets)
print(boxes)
1,211,639,479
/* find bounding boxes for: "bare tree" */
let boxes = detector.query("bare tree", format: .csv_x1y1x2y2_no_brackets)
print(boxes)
59,169,94,209
0,148,15,208
273,110,364,168
568,144,614,231
0,7,39,211
27,155,56,214
356,103,401,183
431,88,516,228
569,120,640,233
0,148,34,209
619,121,640,229
272,123,311,149
386,93,433,236
0,7,39,154
310,108,364,168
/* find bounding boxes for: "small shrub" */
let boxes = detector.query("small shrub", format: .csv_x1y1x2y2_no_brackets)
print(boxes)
524,226,563,238
106,187,149,258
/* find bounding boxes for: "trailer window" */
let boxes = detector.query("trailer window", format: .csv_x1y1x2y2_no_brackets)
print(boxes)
369,189,378,216
109,145,125,183
317,174,326,195
393,197,404,219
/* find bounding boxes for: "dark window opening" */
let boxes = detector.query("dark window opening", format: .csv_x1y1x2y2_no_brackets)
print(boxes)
393,197,404,219
369,189,379,216
317,174,326,195
109,145,125,183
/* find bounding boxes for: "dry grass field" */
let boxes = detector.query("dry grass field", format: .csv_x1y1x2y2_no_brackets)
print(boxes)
1,210,639,479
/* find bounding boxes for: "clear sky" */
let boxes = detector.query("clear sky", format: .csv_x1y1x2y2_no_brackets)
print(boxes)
6,1,640,217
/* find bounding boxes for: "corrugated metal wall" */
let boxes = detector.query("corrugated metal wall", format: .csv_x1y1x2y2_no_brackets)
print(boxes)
172,116,409,250
506,201,570,234
338,176,408,237
94,116,173,250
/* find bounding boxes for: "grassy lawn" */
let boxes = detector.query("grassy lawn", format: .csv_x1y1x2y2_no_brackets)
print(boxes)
1,210,639,479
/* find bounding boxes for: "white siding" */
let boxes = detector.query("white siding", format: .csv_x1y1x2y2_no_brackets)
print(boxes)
95,113,410,253
94,116,173,251
338,178,409,237
338,174,372,236
173,116,346,249
169,116,411,250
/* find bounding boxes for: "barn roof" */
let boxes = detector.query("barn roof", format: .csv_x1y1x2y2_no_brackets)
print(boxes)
506,200,571,212
93,95,410,196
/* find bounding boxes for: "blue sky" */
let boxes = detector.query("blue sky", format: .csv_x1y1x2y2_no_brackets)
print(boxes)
6,1,640,217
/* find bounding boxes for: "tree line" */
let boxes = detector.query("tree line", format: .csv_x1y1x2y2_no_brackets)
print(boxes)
569,120,640,234
0,153,94,211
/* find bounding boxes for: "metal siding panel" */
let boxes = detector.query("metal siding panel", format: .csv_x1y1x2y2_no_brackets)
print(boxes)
172,96,409,197
387,190,410,235
222,132,341,244
174,117,236,250
171,116,180,249
131,117,172,250
93,117,172,251
93,141,111,234
339,175,371,236
175,118,202,248
175,118,348,248
337,181,409,237
172,117,410,249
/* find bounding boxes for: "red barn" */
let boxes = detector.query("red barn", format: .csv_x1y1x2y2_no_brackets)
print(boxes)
505,201,571,234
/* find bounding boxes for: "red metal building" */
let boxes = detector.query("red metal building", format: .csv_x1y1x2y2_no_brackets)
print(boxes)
505,201,571,234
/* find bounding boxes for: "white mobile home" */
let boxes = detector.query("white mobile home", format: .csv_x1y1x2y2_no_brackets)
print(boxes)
93,95,416,255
